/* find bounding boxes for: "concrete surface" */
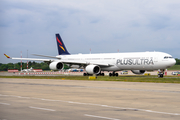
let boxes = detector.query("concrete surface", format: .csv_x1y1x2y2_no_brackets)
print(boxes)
0,78,180,120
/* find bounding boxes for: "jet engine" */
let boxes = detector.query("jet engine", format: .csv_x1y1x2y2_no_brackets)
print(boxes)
49,62,64,70
85,65,101,74
131,70,145,74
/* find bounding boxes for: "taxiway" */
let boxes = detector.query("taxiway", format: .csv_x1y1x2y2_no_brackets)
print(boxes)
0,78,180,120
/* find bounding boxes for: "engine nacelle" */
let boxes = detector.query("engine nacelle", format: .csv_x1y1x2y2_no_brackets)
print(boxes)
85,65,101,74
49,62,64,70
131,70,145,74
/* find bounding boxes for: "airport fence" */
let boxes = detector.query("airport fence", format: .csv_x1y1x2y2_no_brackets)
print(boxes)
15,71,84,75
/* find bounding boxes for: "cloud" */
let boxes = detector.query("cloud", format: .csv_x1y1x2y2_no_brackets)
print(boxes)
0,0,180,63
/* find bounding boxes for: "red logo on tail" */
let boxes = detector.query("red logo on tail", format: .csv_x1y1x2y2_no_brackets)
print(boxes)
56,37,62,45
56,37,65,51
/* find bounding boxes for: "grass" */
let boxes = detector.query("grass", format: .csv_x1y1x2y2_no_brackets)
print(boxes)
1,65,180,83
0,75,180,83
168,65,180,70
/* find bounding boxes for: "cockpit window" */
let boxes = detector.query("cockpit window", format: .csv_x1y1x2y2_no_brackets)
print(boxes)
164,56,173,59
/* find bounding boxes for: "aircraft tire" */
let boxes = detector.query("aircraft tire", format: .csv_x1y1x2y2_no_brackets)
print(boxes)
112,73,115,76
115,73,118,76
161,74,164,78
109,73,112,77
158,74,164,78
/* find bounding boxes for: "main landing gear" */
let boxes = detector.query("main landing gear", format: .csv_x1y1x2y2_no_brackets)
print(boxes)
83,72,105,76
83,71,118,77
98,72,105,76
109,71,118,77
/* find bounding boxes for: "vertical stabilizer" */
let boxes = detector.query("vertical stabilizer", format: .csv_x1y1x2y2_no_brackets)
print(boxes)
56,34,70,55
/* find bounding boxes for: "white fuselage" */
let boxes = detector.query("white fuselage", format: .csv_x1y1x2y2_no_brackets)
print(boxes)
56,51,176,71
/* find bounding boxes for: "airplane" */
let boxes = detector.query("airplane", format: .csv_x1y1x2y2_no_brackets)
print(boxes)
4,34,176,78
21,67,34,72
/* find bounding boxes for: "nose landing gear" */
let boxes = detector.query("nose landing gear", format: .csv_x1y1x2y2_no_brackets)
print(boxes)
158,69,164,78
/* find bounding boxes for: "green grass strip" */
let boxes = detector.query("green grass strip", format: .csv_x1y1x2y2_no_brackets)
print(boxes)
0,75,180,83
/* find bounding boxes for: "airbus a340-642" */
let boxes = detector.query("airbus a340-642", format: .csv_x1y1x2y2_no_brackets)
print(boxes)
4,34,176,77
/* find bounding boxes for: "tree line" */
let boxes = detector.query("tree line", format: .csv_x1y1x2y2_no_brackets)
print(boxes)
175,58,180,65
0,61,69,71
0,58,180,71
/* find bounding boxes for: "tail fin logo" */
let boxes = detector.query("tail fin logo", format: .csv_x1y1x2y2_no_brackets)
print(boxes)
56,37,65,51
60,45,65,51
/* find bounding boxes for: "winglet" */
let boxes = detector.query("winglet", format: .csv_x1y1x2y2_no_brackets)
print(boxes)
4,54,11,58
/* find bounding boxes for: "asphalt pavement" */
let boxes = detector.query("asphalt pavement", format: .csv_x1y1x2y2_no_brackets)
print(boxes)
0,78,180,120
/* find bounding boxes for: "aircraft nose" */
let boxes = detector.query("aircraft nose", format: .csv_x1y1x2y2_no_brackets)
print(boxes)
172,58,176,65
170,58,176,66
165,58,176,68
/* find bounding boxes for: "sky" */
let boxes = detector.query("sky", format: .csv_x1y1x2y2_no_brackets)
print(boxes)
0,0,180,63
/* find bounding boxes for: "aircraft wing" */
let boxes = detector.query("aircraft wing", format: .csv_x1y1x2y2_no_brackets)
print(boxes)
4,54,55,62
31,54,59,59
11,58,54,61
4,54,113,66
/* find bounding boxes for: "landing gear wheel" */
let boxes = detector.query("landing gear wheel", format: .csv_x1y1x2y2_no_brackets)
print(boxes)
83,73,87,76
97,72,105,76
115,73,118,76
109,73,112,77
158,69,165,78
113,73,115,76
83,73,91,76
158,74,164,78
109,72,118,77
101,73,105,76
